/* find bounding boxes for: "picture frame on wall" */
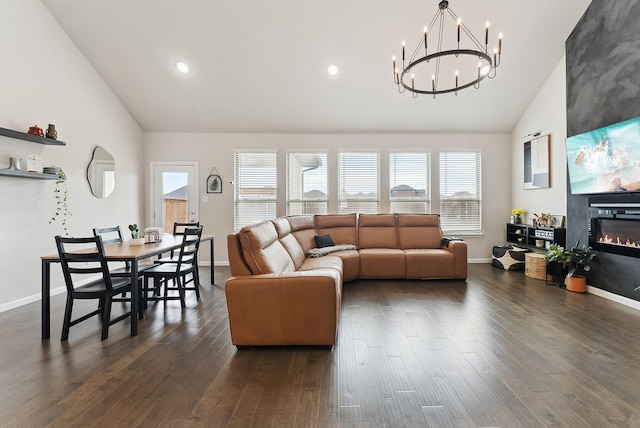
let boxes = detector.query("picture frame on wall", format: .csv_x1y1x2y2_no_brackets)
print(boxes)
206,168,222,194
550,215,565,228
524,134,550,189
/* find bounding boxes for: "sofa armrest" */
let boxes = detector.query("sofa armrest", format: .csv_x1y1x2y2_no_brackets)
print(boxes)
225,270,342,346
443,240,467,279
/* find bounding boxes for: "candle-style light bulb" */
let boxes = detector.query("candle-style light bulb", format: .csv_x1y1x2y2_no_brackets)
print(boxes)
432,74,436,91
457,18,461,43
402,40,406,63
477,61,481,79
485,21,489,47
392,55,396,76
424,25,428,52
493,48,497,66
455,70,459,88
498,32,503,55
411,73,415,89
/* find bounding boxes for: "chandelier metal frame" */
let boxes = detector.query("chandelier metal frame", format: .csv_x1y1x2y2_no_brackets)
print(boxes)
392,0,502,98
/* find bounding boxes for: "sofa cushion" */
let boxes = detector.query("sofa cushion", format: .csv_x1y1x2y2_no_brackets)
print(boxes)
358,214,399,249
314,234,335,248
405,249,454,279
314,213,357,246
397,214,443,249
359,248,405,278
238,220,295,274
288,215,317,254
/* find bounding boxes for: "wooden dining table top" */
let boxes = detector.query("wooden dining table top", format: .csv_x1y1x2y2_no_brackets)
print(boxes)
41,233,213,260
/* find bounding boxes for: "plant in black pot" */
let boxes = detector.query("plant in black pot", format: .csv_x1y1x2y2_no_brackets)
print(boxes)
545,243,570,285
565,241,596,293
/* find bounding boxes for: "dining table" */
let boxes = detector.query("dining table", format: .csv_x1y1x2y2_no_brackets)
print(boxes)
40,233,214,339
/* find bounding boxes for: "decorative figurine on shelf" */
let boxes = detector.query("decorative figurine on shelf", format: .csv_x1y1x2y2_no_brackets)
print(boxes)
46,124,57,139
28,125,44,137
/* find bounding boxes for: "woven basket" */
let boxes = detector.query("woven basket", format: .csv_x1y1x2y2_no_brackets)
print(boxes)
525,253,546,280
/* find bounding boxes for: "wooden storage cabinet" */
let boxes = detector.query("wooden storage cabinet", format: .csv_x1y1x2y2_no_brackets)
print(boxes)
506,223,566,249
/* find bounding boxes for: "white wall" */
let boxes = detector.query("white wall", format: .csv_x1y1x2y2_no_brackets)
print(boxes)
0,0,144,311
511,57,568,223
144,132,512,263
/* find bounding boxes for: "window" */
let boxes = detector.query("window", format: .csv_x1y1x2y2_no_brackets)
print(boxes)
390,151,431,213
234,150,277,231
338,151,380,214
439,151,481,233
287,151,328,215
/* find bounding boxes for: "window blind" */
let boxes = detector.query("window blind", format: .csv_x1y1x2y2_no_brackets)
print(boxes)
287,151,328,215
439,151,481,233
234,150,277,231
338,151,380,214
390,151,431,213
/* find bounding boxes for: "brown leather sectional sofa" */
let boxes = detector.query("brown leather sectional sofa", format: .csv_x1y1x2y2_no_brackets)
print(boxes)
225,213,467,347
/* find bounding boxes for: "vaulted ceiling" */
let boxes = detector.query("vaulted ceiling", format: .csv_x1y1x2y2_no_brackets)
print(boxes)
41,0,592,134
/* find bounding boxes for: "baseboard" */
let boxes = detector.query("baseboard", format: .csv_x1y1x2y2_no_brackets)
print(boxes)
0,286,66,314
587,286,640,311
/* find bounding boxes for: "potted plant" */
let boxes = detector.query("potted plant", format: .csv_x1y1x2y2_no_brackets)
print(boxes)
565,241,596,293
545,243,569,284
128,224,145,245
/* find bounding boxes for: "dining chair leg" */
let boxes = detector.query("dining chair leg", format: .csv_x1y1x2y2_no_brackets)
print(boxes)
61,296,74,341
177,277,186,308
101,294,112,340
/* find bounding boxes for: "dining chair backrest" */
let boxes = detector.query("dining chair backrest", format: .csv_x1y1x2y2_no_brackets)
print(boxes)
93,226,124,245
173,222,200,236
93,225,131,270
55,235,116,293
175,226,203,270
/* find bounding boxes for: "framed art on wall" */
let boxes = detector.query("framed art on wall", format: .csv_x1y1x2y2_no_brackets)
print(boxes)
524,134,550,189
206,167,222,193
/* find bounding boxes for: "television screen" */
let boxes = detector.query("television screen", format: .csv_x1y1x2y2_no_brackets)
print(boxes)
566,115,640,194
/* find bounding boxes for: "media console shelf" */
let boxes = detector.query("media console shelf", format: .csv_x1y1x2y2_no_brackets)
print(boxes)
0,126,65,180
506,223,566,250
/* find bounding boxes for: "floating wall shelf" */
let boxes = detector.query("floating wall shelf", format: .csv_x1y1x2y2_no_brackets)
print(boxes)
0,126,66,146
0,126,65,180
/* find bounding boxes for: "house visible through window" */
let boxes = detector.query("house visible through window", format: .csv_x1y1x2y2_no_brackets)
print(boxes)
234,150,277,231
287,151,328,215
390,151,431,213
439,151,482,233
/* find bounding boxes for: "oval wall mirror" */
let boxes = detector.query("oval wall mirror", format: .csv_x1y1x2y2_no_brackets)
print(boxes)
87,146,115,198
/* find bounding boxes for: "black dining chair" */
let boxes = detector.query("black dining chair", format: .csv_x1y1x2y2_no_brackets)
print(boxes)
55,235,134,340
156,221,202,287
92,226,132,277
142,226,203,308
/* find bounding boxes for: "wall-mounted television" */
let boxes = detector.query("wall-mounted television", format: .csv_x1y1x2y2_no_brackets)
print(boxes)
566,115,640,195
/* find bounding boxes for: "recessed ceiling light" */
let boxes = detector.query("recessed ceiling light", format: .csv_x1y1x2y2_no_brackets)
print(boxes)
176,61,190,74
327,64,339,76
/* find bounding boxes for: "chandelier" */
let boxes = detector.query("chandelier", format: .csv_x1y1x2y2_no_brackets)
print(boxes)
392,0,502,98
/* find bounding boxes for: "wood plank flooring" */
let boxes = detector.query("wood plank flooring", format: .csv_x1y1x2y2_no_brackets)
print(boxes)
2,264,640,427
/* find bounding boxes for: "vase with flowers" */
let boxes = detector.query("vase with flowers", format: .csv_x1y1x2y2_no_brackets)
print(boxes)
511,208,524,224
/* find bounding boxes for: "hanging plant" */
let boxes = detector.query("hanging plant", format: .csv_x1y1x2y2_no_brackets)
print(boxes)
49,167,71,235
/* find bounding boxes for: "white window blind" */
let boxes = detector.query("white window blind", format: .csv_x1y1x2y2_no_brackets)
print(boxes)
234,150,277,231
287,151,328,215
390,151,431,213
338,151,380,214
439,151,481,233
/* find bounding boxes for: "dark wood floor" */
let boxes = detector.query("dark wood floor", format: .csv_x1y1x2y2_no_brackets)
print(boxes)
2,264,640,427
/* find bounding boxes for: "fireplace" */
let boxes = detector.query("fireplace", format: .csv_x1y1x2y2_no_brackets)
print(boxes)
588,194,640,258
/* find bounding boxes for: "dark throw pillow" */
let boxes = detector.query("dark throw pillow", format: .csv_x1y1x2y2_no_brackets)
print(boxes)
314,234,335,248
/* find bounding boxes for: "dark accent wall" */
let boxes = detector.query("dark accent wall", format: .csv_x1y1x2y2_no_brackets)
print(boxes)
565,0,640,299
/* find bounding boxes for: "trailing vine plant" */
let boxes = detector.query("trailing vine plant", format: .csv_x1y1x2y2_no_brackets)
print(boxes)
49,167,71,235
